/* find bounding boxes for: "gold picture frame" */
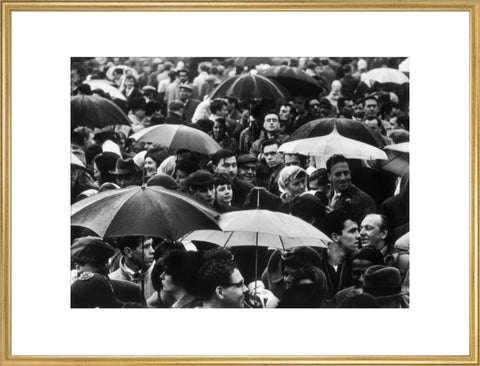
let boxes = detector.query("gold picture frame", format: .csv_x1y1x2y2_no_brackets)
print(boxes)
1,1,479,365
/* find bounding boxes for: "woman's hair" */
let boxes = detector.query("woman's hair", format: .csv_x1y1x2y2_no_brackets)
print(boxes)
162,250,202,295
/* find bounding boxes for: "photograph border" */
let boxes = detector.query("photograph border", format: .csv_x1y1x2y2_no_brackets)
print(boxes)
1,1,479,365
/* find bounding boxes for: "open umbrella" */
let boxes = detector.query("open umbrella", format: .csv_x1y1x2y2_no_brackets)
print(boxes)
364,67,409,84
106,65,139,80
287,117,386,148
258,66,324,97
398,58,409,73
71,152,86,169
71,185,221,240
71,94,131,129
84,80,127,101
279,126,388,160
209,73,289,101
130,124,221,155
377,142,409,176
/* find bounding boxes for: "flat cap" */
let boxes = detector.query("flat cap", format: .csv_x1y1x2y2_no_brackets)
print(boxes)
71,236,115,264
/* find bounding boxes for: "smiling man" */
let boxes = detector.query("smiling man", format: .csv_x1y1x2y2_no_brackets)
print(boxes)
360,214,390,256
326,154,376,222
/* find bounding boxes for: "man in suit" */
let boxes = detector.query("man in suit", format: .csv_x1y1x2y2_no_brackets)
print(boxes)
179,84,201,124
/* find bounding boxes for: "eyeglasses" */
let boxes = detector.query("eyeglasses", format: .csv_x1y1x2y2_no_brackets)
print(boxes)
222,280,245,288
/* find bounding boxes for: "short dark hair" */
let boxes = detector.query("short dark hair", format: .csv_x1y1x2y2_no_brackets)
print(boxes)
261,138,281,152
175,159,200,176
363,95,379,106
352,247,385,265
326,154,349,173
214,173,233,187
289,194,326,224
116,236,144,252
145,101,161,117
210,149,235,166
162,250,202,294
210,99,227,114
196,249,236,300
322,210,354,237
342,64,352,74
262,110,278,122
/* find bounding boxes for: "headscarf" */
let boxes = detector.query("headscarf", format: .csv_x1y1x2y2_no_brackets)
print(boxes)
277,166,308,197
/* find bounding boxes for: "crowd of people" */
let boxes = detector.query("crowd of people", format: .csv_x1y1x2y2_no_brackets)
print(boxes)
71,57,410,308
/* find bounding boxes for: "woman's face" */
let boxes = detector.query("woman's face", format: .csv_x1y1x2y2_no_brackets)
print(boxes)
288,177,306,198
93,162,101,182
160,271,179,293
144,157,158,176
213,121,225,140
125,77,135,89
216,184,233,206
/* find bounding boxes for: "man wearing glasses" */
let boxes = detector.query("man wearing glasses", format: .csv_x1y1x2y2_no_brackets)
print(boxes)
196,249,248,308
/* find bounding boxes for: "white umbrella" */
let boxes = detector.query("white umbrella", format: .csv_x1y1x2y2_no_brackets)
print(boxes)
106,65,139,80
71,152,86,168
130,124,221,155
84,80,126,101
278,126,388,160
182,209,330,250
399,58,410,73
364,67,409,84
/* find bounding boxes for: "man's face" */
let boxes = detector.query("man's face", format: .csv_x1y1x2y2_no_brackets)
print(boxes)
129,237,155,270
263,114,280,134
125,78,135,89
351,258,374,287
263,144,282,168
360,214,387,249
284,154,301,167
175,169,188,192
215,183,233,206
330,161,352,192
116,174,140,188
364,99,379,119
178,71,188,83
214,157,237,180
238,163,256,184
353,103,364,118
216,105,228,118
307,99,321,118
278,105,292,121
221,268,247,308
336,219,361,252
193,184,215,206
293,96,306,113
179,88,191,101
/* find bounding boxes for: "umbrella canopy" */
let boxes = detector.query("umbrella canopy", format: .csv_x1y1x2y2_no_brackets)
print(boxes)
233,57,272,68
377,142,409,176
182,209,330,250
71,152,86,168
71,185,221,239
287,117,386,148
209,73,289,101
279,126,388,160
130,124,221,155
106,65,139,80
258,66,324,97
398,58,410,73
84,80,127,101
364,67,409,84
71,94,131,129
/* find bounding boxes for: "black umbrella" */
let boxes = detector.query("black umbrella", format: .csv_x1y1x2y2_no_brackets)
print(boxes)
287,118,386,148
71,94,131,129
258,66,324,97
209,73,289,101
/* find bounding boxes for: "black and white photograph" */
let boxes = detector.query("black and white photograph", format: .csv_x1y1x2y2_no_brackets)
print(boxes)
70,56,410,309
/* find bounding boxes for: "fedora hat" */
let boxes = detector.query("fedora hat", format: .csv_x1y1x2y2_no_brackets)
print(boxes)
363,265,409,299
109,158,141,176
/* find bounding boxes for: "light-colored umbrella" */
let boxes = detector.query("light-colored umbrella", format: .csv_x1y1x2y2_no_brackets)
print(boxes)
71,152,86,168
84,80,126,101
279,126,388,160
378,142,409,176
106,65,139,80
130,124,221,155
364,67,409,84
399,58,409,73
182,209,330,250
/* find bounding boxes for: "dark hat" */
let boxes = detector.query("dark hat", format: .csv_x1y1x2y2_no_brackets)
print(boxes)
319,97,332,107
93,151,119,173
130,97,147,111
281,246,323,272
186,170,216,188
363,265,409,299
71,236,115,264
337,293,380,308
142,85,156,93
71,273,124,308
146,174,179,189
109,158,141,176
237,154,258,166
178,83,193,92
194,119,214,133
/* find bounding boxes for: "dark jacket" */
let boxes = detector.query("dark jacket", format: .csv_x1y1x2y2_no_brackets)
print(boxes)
328,184,376,222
